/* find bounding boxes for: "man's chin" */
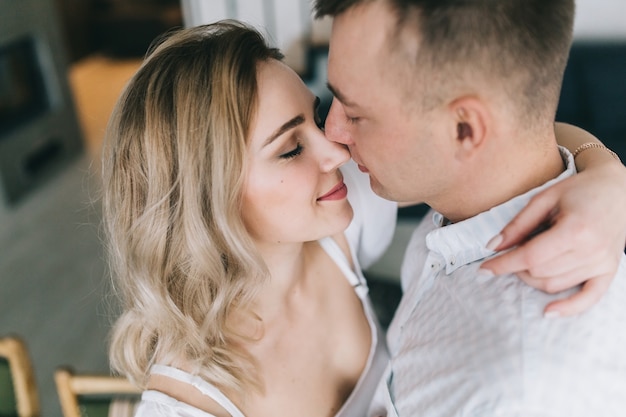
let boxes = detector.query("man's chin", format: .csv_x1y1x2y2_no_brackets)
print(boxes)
369,177,393,200
369,177,413,203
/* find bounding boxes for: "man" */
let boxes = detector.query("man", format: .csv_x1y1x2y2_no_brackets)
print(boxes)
314,0,626,415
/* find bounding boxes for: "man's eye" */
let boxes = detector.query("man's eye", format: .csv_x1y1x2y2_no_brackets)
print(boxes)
347,116,360,124
279,143,303,159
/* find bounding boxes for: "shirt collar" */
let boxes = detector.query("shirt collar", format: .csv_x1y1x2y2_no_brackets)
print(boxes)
427,146,577,274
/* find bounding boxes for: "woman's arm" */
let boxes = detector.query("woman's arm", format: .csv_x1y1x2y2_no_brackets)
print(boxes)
481,122,626,317
555,122,621,169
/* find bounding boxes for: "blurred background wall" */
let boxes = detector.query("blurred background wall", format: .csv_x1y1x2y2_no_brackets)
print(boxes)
574,0,626,40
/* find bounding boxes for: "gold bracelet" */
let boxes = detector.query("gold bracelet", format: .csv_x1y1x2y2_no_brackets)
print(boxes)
572,142,621,163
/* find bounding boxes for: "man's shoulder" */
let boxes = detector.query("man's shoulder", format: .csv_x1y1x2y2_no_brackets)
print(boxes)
391,275,626,416
391,252,626,417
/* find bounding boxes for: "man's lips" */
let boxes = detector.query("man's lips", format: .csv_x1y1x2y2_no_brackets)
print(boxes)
351,157,369,173
317,180,348,201
357,164,369,173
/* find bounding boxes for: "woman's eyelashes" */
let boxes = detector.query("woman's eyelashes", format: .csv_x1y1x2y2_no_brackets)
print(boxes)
279,143,303,160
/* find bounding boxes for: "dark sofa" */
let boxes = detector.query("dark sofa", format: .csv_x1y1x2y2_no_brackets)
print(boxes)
557,42,626,161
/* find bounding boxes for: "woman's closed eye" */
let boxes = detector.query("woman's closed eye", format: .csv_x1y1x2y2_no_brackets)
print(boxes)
279,143,303,159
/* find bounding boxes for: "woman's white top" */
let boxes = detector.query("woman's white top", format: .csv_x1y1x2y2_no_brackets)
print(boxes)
133,161,397,417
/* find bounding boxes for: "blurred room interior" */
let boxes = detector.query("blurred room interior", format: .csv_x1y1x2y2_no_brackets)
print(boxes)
0,0,624,415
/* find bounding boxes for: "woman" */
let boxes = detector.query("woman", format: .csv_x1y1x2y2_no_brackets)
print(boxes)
103,22,625,417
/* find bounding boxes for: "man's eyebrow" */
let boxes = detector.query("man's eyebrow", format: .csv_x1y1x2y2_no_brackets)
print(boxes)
264,115,305,147
326,82,357,107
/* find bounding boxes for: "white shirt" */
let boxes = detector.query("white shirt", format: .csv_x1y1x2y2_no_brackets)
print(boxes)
370,148,626,417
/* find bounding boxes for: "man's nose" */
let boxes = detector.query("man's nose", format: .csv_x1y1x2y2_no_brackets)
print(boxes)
324,99,354,146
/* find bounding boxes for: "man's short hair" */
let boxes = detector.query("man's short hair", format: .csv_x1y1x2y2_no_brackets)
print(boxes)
315,0,575,126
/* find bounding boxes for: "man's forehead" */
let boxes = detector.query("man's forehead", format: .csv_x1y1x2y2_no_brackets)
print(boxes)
330,0,395,39
328,10,409,90
328,5,390,68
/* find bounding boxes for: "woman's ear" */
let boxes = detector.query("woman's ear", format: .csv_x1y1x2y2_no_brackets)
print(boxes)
449,96,489,159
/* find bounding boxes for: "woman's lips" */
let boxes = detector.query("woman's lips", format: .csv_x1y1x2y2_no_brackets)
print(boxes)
318,181,348,201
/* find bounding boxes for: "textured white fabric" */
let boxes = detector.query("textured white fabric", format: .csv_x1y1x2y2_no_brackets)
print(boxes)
108,399,140,417
133,160,397,417
342,160,398,270
371,147,626,417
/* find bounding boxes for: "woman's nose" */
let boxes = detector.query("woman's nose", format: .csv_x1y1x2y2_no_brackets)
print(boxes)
317,132,351,172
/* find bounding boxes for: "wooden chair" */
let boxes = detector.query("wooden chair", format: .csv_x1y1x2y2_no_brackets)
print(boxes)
0,335,40,417
54,368,141,417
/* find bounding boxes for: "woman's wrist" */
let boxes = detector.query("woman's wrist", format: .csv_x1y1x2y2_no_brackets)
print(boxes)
572,143,623,173
573,142,621,164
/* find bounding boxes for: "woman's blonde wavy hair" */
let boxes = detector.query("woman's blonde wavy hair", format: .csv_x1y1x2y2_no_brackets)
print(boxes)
103,21,283,393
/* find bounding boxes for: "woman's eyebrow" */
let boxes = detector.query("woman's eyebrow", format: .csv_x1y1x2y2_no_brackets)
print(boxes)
263,114,305,147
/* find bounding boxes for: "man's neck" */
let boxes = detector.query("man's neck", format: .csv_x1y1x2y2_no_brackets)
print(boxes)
436,136,565,224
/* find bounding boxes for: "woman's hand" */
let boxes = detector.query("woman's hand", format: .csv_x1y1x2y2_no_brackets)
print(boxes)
481,124,626,317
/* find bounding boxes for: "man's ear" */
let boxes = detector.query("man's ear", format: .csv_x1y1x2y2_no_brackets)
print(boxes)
448,96,489,159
